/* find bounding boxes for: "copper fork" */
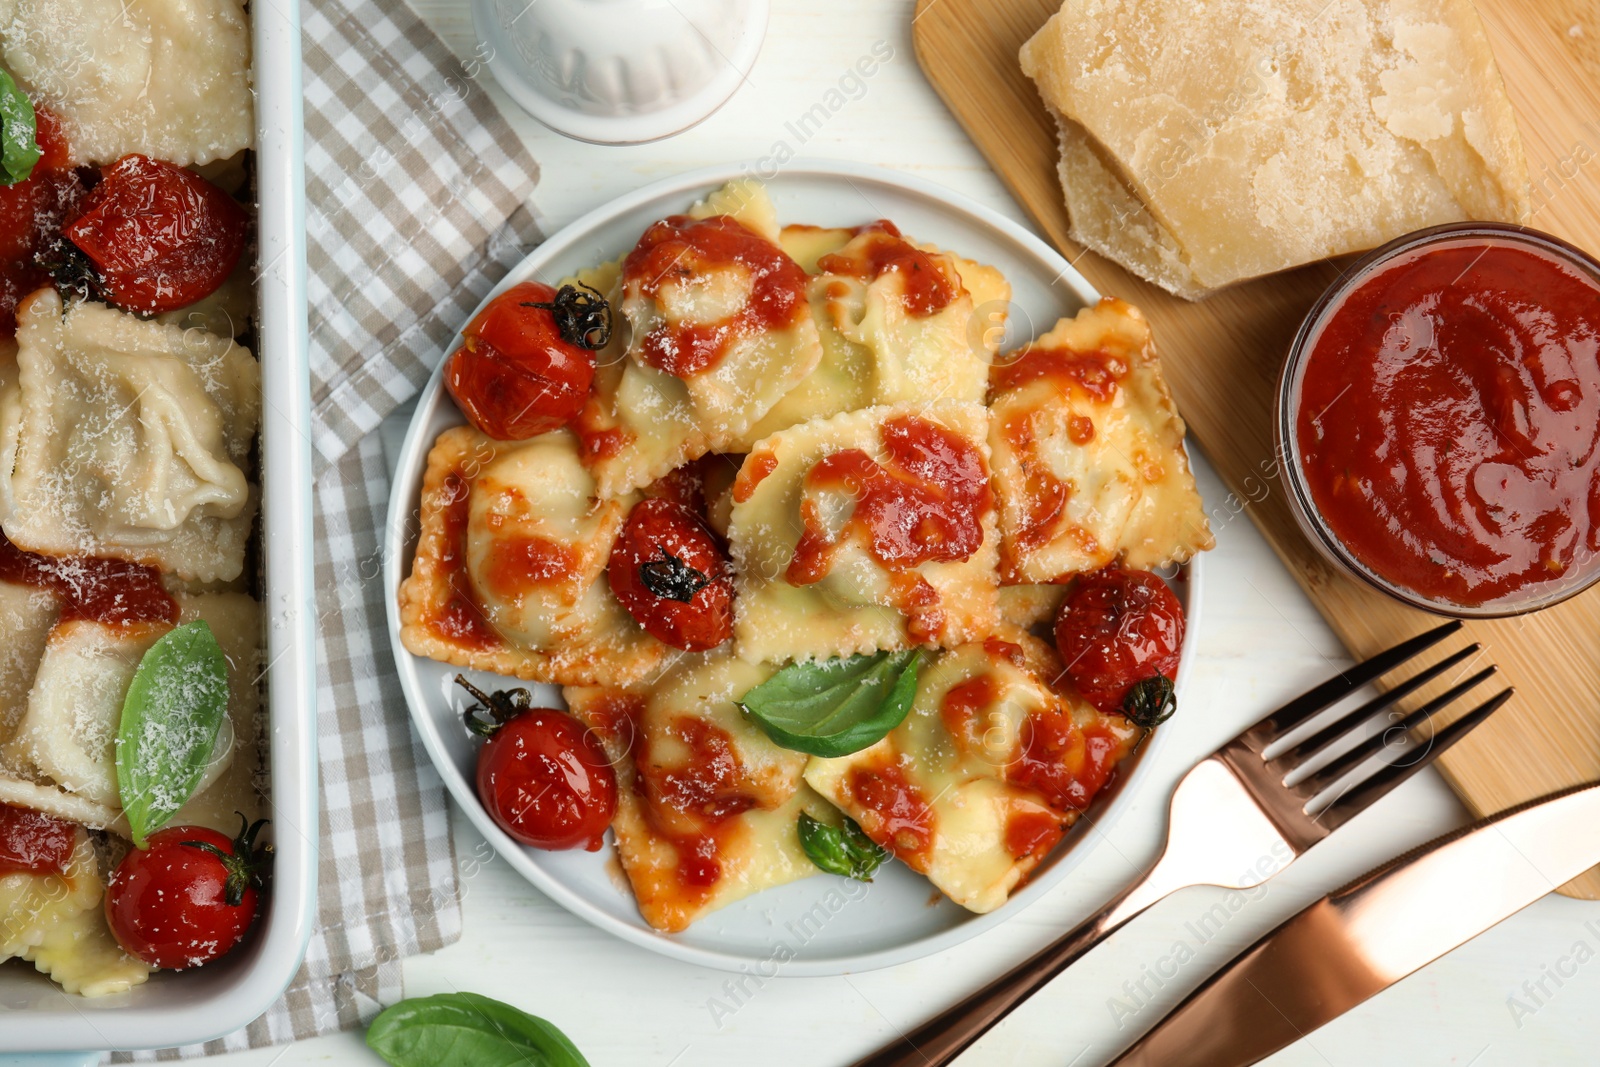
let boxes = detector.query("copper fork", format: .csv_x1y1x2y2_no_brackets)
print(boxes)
851,621,1510,1067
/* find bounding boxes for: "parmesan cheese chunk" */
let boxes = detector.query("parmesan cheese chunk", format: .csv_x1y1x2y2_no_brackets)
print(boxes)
1020,0,1531,297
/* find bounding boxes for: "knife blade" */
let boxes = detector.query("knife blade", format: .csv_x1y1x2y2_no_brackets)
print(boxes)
1108,780,1600,1067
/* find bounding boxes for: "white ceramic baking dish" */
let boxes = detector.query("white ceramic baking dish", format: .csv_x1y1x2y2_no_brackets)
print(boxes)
0,3,317,1062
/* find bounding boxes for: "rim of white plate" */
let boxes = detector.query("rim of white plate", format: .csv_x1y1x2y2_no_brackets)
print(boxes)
383,159,1204,975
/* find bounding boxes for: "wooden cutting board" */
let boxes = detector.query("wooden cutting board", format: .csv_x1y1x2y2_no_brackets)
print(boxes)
913,0,1600,899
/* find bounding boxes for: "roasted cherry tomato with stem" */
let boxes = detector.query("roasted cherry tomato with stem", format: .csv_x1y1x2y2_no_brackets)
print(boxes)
62,154,248,314
609,497,734,651
459,676,617,852
1054,567,1185,726
446,281,610,440
105,815,269,970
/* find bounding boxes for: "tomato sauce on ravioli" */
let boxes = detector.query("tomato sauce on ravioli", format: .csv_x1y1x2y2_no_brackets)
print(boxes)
623,214,808,378
788,414,990,582
0,532,176,626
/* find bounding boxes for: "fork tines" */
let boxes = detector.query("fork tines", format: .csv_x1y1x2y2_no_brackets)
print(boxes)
1313,688,1513,832
1248,621,1464,745
1238,621,1512,836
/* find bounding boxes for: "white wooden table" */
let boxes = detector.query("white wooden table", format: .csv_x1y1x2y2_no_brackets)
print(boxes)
224,3,1600,1063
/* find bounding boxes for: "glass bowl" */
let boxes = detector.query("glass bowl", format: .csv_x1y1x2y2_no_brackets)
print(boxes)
1275,222,1600,619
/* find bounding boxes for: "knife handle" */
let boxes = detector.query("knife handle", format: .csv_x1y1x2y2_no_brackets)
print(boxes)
849,869,1176,1067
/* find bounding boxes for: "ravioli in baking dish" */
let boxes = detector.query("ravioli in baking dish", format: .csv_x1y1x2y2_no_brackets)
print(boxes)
0,826,100,961
0,0,253,167
0,290,261,583
804,639,1141,913
987,298,1213,582
564,651,828,933
1,592,262,833
0,0,271,1000
398,426,669,686
729,401,1000,664
0,826,151,995
23,900,151,996
5,620,183,808
0,579,57,754
574,180,823,497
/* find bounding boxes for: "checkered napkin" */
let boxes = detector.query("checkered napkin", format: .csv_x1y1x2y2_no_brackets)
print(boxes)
116,0,543,1058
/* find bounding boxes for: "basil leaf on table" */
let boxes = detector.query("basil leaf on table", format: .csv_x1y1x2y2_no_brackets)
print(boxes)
799,813,890,881
739,650,922,757
116,620,231,849
0,65,39,186
367,992,590,1067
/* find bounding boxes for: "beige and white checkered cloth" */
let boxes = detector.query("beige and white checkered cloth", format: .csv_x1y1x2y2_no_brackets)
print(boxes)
118,0,543,1058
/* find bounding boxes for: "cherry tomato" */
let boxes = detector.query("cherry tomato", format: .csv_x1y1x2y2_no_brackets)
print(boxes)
476,703,617,851
642,454,717,515
446,281,603,439
0,110,88,336
609,497,733,651
1054,568,1185,721
63,154,248,314
105,818,267,970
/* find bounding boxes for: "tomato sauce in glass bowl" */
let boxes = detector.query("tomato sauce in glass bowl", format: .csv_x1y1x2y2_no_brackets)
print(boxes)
1278,223,1600,617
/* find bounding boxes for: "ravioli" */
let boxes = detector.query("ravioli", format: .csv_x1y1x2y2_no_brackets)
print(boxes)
729,401,1001,664
926,240,1013,351
399,426,669,686
690,178,782,244
803,639,1140,913
0,291,261,582
997,584,1070,630
571,260,703,500
0,827,100,962
808,225,991,406
0,579,58,758
735,226,866,441
735,224,1006,447
2,592,260,830
987,299,1214,582
4,619,175,806
574,182,824,497
23,903,150,997
564,651,828,933
0,773,123,833
0,0,254,167
778,225,855,273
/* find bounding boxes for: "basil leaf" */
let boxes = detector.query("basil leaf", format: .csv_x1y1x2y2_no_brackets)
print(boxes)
367,992,590,1067
116,620,230,849
0,66,39,186
739,650,921,757
799,812,890,881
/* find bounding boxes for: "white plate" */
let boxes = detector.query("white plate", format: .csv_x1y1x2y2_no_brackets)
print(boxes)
383,161,1202,976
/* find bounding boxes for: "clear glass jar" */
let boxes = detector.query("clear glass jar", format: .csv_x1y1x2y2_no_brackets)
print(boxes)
1275,222,1600,618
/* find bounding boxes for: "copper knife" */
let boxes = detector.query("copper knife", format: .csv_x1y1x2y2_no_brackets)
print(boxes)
1109,780,1600,1067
